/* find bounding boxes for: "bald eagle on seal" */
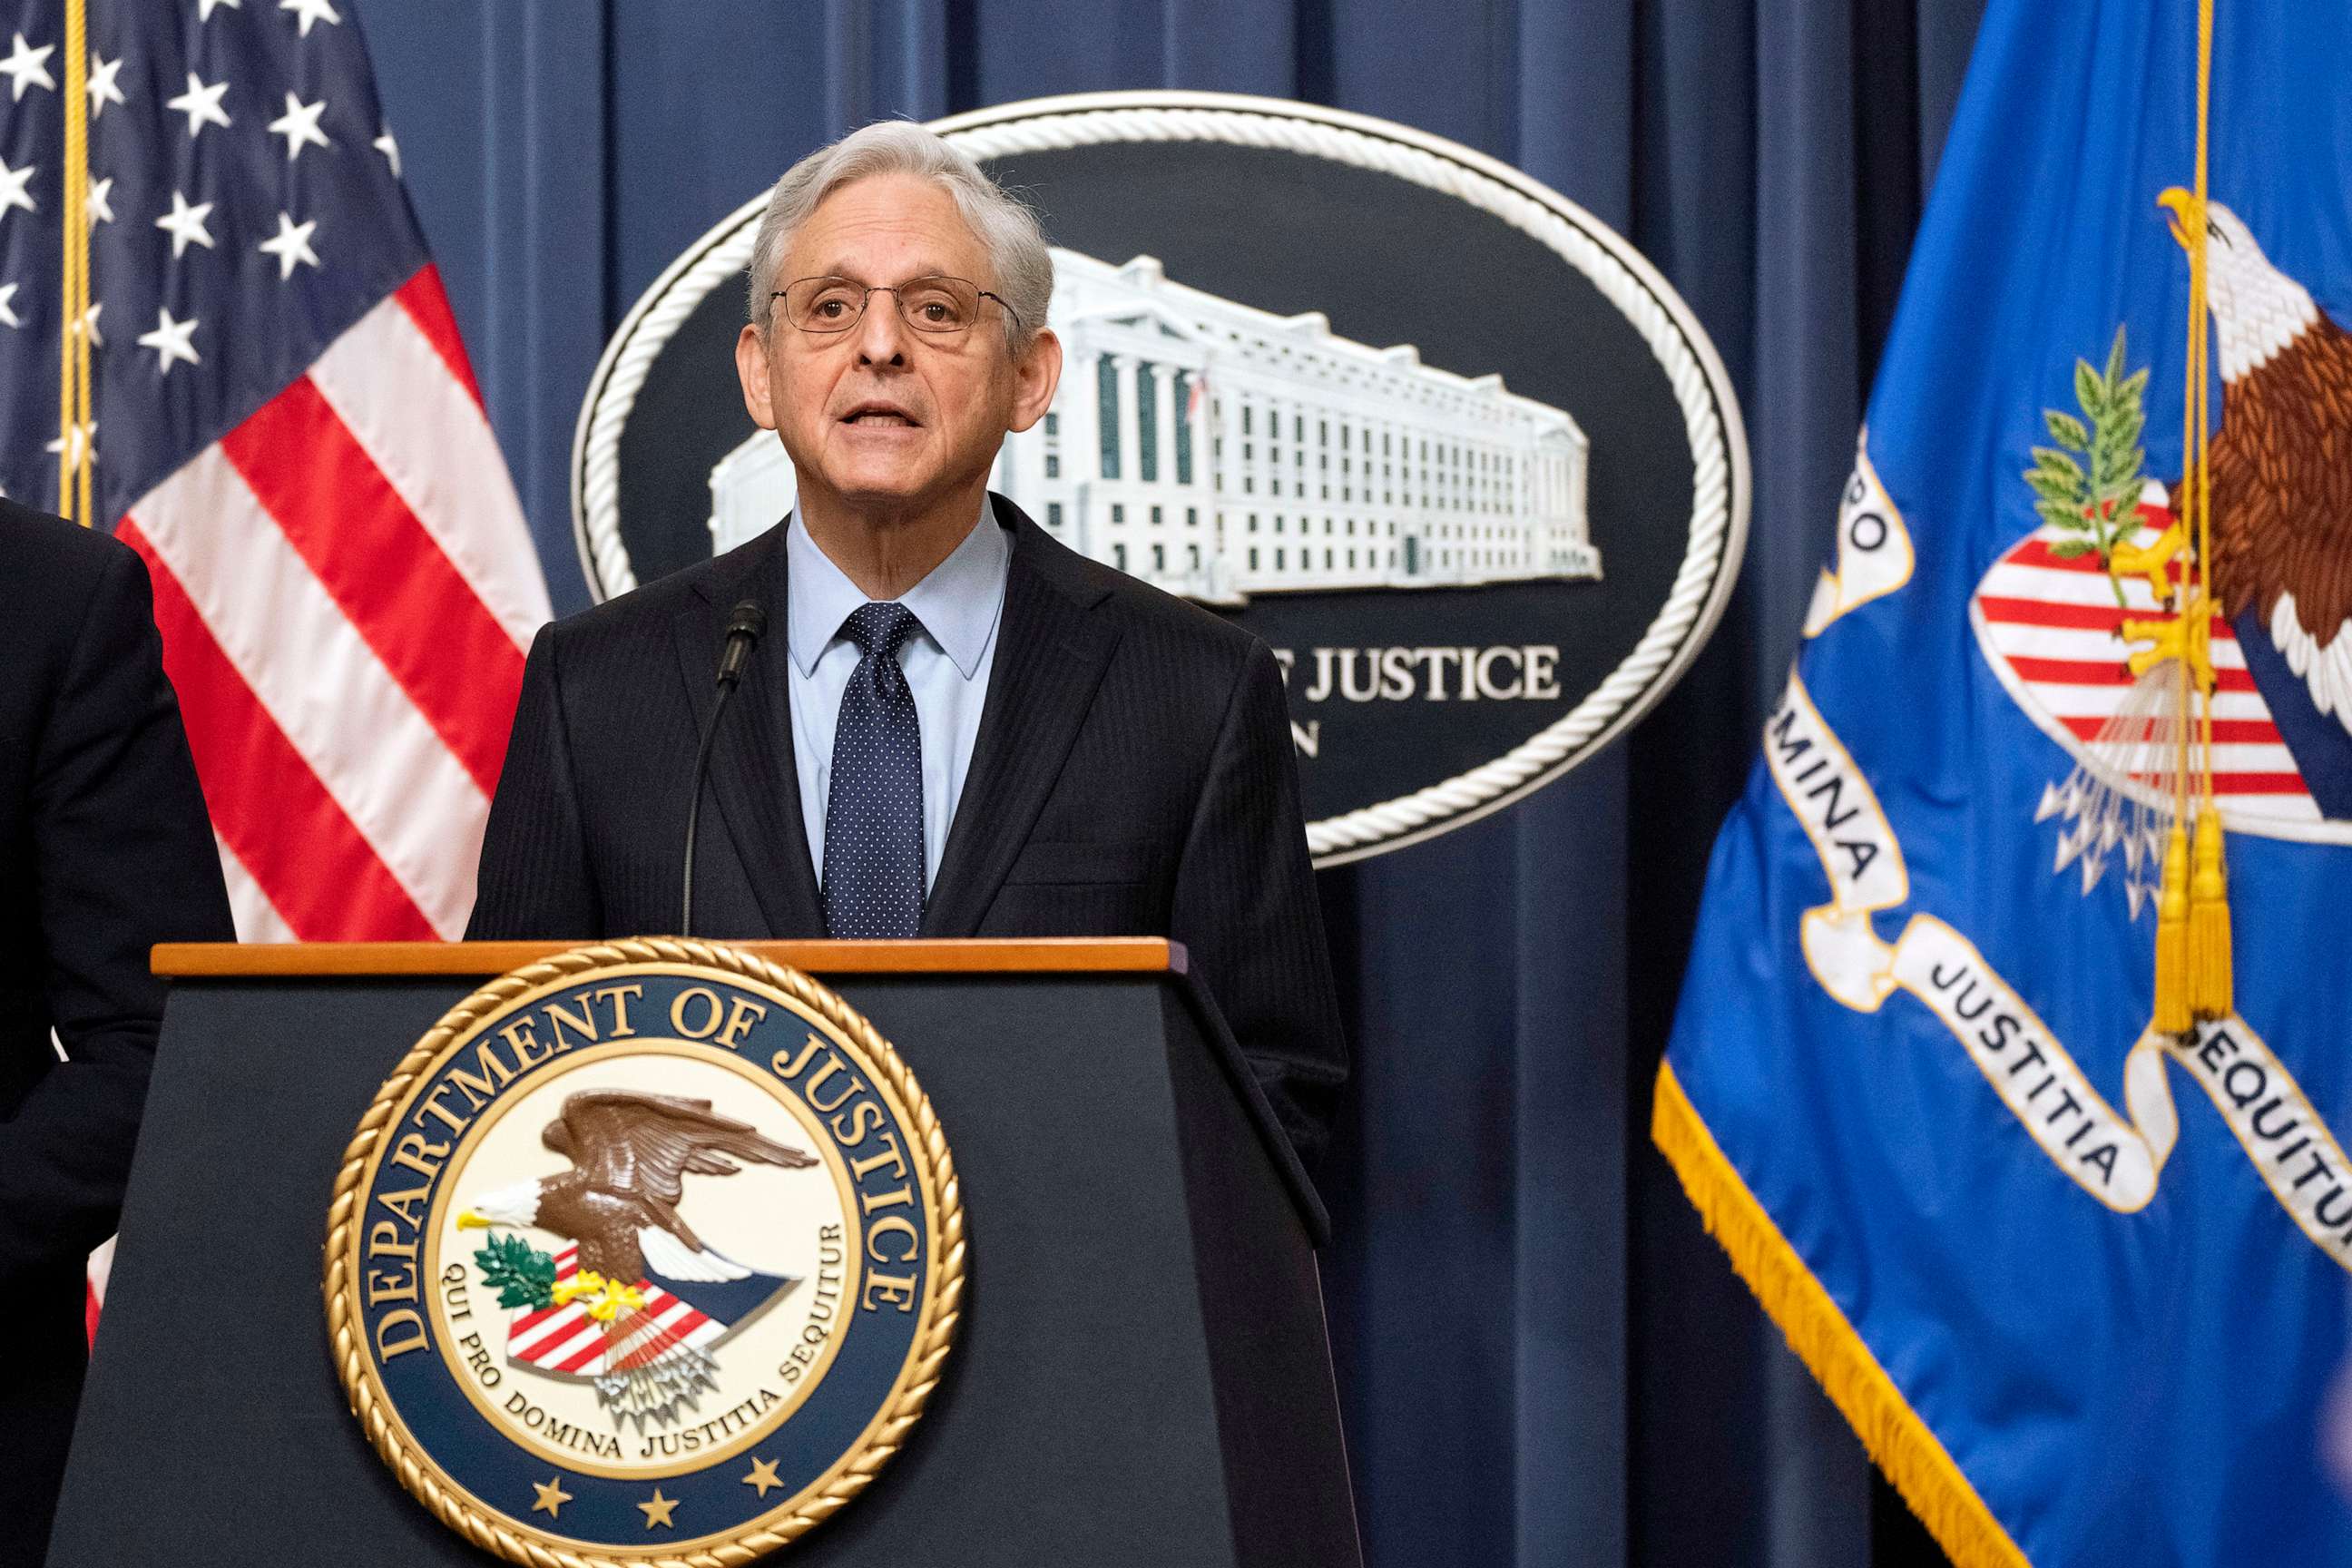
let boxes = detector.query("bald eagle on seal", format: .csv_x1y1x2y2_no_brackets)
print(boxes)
457,1090,814,1284
2121,191,2352,811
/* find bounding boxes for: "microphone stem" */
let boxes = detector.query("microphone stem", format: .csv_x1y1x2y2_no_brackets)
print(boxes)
680,677,740,939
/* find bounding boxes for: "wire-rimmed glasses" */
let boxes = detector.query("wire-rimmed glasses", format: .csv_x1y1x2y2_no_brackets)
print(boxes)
771,275,1021,337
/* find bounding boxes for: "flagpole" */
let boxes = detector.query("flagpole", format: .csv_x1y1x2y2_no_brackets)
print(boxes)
57,0,91,524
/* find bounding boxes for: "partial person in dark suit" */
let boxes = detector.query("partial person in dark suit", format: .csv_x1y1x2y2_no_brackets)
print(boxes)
0,499,236,1567
470,121,1347,1161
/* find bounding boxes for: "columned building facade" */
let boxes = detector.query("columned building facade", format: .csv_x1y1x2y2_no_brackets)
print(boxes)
992,251,1597,603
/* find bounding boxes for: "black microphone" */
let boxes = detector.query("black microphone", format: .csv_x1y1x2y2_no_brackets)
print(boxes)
681,600,767,937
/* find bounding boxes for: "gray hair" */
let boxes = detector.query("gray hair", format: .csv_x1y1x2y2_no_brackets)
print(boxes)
746,120,1053,352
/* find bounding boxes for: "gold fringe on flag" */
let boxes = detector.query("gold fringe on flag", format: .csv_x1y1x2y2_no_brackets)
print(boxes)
1651,1064,2033,1568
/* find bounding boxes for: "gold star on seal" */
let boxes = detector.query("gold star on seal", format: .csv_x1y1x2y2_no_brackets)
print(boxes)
639,1488,678,1529
530,1477,572,1519
742,1455,783,1496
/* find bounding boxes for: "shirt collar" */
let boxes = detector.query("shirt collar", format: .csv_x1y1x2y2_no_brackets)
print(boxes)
784,499,1007,681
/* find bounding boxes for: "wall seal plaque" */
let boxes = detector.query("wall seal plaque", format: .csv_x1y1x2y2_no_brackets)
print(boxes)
574,91,1749,865
324,940,962,1564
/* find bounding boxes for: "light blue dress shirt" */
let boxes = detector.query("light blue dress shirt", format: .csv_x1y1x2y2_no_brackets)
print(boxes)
785,505,1009,894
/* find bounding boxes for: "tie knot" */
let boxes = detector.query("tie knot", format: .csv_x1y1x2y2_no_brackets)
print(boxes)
839,601,922,661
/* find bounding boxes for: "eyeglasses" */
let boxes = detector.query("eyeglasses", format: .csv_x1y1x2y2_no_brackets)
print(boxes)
771,275,1021,337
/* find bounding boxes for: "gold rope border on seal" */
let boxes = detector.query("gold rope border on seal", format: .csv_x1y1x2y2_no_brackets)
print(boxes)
321,938,967,1568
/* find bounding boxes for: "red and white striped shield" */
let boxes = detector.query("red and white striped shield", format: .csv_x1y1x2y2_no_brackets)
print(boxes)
1971,507,2323,826
505,1244,730,1380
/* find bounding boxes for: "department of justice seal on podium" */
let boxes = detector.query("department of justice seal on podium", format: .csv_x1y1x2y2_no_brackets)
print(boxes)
325,941,963,1563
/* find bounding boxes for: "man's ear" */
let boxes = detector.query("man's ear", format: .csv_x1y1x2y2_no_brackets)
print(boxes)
735,324,779,430
1005,328,1063,434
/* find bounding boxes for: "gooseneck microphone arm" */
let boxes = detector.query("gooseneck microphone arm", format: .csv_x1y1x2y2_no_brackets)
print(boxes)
681,599,768,938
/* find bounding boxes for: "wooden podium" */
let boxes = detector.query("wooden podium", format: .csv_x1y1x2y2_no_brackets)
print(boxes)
45,940,1359,1567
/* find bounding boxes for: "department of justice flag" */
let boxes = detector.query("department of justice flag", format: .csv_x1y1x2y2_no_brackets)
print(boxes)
1658,2,2352,1563
0,0,550,942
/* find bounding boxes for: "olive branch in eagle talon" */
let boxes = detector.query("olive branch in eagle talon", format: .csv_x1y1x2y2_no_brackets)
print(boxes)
2024,322,2152,608
473,1230,559,1310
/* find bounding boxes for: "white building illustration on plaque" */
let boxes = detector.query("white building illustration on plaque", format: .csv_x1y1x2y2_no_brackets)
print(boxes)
709,250,1599,604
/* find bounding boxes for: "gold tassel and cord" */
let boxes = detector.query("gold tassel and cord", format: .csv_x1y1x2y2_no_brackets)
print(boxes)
56,0,93,524
2152,819,2192,1034
2190,808,2230,1012
2151,0,2232,1034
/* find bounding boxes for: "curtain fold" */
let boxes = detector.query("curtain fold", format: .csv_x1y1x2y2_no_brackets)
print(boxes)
358,1,1987,1560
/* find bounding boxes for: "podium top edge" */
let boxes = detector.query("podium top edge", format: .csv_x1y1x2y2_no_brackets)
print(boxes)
152,938,1185,978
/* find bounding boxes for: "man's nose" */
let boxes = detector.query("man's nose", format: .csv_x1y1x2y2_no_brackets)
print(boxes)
851,289,909,365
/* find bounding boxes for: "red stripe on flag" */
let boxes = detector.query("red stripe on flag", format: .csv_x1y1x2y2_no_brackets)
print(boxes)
2004,538,2173,575
1979,594,2237,642
2125,772,2311,795
2057,715,2283,744
2003,655,2259,693
122,521,437,940
2004,539,2108,573
393,266,485,407
219,378,524,796
2004,514,2176,576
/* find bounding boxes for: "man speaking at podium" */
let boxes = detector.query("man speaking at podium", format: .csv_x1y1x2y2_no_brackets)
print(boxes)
471,122,1347,1163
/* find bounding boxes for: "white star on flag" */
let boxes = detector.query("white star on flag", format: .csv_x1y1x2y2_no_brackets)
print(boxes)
0,281,18,328
199,0,240,16
84,175,113,226
165,72,232,138
258,211,319,279
279,0,341,38
43,418,95,468
136,308,201,375
0,154,34,218
156,191,216,258
267,91,331,162
86,51,125,116
73,300,102,346
0,31,54,101
373,127,400,178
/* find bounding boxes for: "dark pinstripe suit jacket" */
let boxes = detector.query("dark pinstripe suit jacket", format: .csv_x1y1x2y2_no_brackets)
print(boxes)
2,502,234,1563
468,495,1347,1162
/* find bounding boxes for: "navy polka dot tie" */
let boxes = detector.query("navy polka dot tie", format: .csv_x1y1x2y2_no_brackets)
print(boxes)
822,602,926,938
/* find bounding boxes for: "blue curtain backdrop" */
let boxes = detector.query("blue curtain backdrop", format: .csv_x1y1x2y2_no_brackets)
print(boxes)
351,3,1984,1563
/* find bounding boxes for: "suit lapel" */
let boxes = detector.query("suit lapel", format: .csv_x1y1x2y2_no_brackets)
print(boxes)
671,530,825,937
922,503,1122,937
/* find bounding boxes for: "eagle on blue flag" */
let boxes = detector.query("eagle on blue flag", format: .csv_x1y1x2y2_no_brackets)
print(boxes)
1659,2,2352,1563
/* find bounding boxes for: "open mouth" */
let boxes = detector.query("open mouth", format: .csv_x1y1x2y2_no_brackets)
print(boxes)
842,404,918,427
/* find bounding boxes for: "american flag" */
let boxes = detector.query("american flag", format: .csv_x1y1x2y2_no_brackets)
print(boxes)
0,0,550,942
